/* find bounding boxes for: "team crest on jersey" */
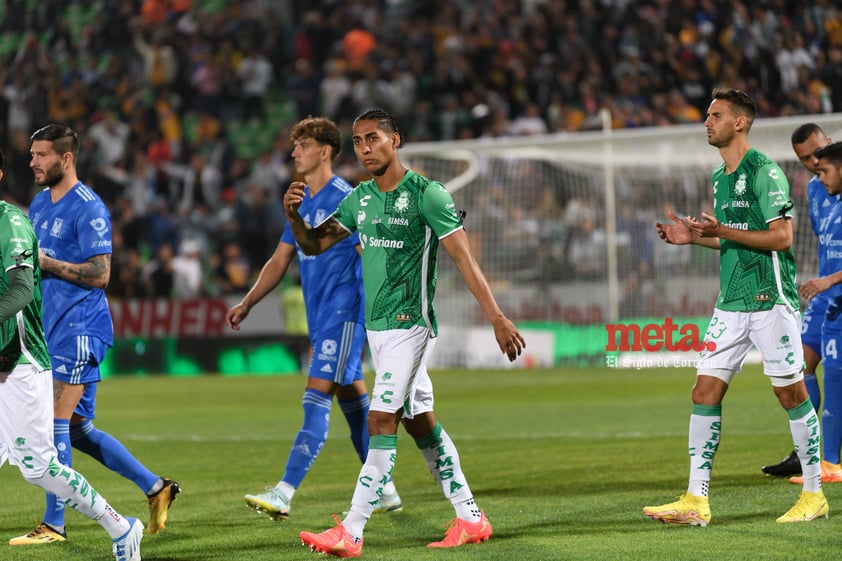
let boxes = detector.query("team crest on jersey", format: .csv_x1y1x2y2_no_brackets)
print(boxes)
394,191,410,213
50,217,63,237
315,209,327,224
735,174,747,196
321,339,337,355
90,217,108,237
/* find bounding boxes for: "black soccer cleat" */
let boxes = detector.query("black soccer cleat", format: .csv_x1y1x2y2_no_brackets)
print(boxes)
761,450,802,477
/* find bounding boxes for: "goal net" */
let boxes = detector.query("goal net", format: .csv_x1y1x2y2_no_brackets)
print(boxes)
401,111,842,366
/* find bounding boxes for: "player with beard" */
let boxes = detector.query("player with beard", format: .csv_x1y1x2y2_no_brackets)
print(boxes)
647,89,826,525
11,124,179,547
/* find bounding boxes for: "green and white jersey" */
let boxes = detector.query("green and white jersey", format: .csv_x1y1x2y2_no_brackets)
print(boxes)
711,148,798,312
332,170,462,334
0,202,50,371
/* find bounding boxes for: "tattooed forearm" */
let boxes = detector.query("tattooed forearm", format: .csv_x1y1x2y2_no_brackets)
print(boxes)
289,216,349,255
41,253,111,289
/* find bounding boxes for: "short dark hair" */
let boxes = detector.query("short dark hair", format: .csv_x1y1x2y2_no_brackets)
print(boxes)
712,88,756,130
354,108,404,148
0,149,4,173
30,124,79,161
290,117,342,160
791,123,825,145
814,141,842,166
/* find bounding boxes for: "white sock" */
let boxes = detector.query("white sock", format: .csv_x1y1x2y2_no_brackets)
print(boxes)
274,481,296,501
788,399,822,493
344,447,396,538
25,462,130,539
687,405,721,497
415,423,478,521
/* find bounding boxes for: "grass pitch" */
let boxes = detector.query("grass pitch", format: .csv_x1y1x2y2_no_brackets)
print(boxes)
0,365,838,560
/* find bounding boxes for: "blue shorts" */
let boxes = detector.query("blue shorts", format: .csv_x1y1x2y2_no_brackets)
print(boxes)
802,293,830,356
309,321,365,386
50,335,109,420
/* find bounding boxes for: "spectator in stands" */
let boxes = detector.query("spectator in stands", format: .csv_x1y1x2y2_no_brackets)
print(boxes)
3,0,842,301
172,238,204,298
211,240,251,295
132,24,179,92
236,43,274,121
141,241,175,298
159,151,222,217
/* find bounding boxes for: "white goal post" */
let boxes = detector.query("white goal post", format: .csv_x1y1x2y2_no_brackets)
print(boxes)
401,112,842,365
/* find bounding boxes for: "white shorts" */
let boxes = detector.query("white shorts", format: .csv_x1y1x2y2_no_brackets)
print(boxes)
366,325,436,418
696,306,803,386
0,364,57,477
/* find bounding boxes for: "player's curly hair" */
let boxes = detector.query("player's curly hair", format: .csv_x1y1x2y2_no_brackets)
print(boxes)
290,117,342,160
354,108,404,148
31,124,80,161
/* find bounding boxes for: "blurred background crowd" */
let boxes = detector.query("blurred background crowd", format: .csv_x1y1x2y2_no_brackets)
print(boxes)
0,0,839,300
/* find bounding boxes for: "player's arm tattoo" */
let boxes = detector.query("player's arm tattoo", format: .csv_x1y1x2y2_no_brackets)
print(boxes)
288,215,349,255
40,253,111,289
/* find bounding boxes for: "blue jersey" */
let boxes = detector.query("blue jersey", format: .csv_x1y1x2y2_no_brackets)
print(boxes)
281,176,364,337
29,183,114,348
821,197,842,303
808,175,840,277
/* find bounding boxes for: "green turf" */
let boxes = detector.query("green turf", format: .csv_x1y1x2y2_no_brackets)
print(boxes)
0,366,838,560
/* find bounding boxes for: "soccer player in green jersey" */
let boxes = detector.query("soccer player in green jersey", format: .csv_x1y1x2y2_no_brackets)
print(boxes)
0,151,143,560
285,109,525,557
645,88,827,525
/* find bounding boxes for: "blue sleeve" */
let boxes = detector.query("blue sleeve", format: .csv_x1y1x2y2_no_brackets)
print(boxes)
77,202,112,259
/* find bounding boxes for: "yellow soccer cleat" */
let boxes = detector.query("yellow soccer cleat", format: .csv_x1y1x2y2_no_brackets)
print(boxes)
776,490,829,523
9,522,66,546
147,478,180,534
643,493,711,527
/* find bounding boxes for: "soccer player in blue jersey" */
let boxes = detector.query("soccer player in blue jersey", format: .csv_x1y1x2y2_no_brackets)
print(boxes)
763,123,835,477
11,124,178,546
226,116,401,520
787,141,842,485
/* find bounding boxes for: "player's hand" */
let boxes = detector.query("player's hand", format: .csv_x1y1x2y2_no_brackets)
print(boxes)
799,277,832,300
225,303,249,330
655,211,693,245
493,317,526,362
685,212,721,238
284,181,306,217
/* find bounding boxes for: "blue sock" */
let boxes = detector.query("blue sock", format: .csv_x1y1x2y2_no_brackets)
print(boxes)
822,368,842,464
804,372,822,413
43,419,71,528
282,388,331,488
70,420,159,494
338,393,370,463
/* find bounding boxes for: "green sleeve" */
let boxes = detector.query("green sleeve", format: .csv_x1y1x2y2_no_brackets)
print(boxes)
756,163,791,222
0,266,34,322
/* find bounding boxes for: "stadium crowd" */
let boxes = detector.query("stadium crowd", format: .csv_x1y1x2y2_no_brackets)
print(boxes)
0,0,839,298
